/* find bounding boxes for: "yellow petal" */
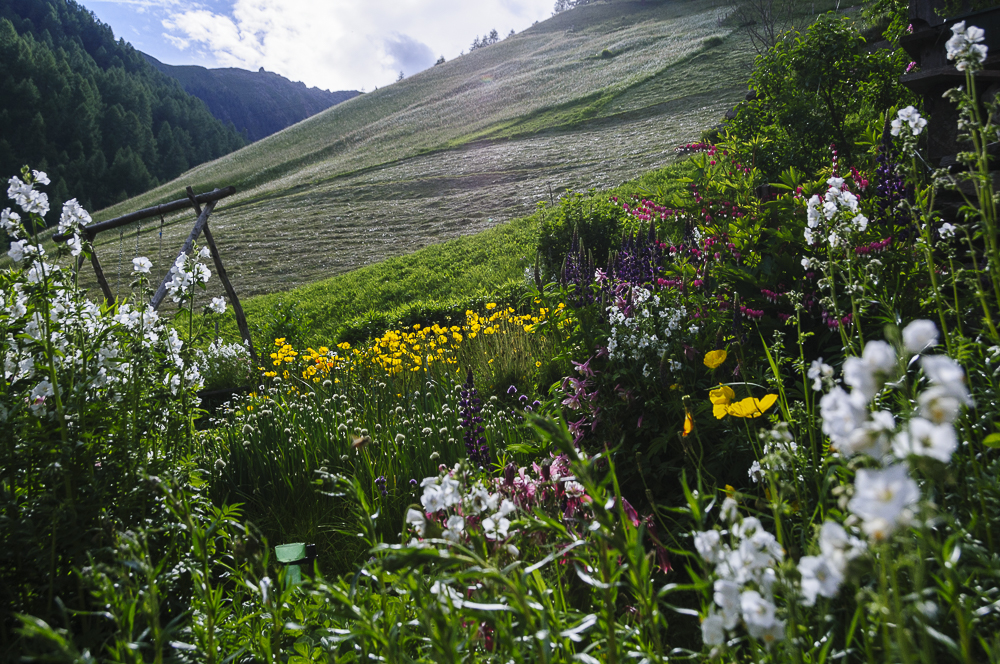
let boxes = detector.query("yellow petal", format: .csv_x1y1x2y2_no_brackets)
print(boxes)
709,385,735,406
713,404,730,419
704,349,728,369
726,394,779,418
682,411,695,437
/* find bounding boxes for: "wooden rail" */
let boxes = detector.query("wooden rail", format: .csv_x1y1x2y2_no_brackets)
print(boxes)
52,187,236,242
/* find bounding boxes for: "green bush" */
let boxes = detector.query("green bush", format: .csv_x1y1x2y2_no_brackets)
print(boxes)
726,13,912,177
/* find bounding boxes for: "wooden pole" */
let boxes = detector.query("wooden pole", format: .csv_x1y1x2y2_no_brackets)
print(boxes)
202,224,257,365
150,200,217,310
185,186,202,216
87,235,115,305
188,185,257,364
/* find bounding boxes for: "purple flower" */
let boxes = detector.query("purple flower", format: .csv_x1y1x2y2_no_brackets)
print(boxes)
460,369,490,468
572,356,596,378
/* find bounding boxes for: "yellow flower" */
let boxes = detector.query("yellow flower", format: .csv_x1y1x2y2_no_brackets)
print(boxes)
536,361,542,368
486,302,496,309
726,394,778,418
682,411,694,437
709,385,736,419
704,349,727,369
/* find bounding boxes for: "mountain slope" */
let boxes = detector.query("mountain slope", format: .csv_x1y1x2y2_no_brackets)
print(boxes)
0,0,245,216
75,0,771,302
144,55,359,143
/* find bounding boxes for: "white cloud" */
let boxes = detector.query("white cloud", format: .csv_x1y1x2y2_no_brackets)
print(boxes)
383,33,436,77
158,0,553,91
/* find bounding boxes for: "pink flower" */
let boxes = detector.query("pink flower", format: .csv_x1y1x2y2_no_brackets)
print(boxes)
572,356,596,377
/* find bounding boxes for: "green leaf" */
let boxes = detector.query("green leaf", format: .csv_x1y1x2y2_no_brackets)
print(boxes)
983,433,1000,448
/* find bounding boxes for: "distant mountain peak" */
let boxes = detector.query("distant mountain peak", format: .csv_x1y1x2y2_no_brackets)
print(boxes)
144,54,359,143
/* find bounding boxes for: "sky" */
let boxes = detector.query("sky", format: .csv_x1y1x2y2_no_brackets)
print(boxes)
83,0,555,92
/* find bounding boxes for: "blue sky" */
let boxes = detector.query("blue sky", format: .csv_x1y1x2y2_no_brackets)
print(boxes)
83,0,554,92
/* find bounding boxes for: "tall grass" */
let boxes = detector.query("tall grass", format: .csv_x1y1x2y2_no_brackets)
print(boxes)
201,304,556,572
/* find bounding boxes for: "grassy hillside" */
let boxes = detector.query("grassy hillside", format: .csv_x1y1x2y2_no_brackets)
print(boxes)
60,0,857,321
69,0,754,302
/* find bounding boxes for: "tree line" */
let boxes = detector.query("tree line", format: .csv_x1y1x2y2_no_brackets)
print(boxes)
0,0,246,221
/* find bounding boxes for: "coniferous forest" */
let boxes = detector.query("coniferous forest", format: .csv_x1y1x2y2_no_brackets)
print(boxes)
0,0,246,220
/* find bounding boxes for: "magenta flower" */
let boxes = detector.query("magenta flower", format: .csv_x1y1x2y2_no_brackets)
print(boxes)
572,356,596,377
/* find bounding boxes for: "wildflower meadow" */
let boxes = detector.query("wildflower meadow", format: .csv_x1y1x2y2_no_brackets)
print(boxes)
3,6,1000,664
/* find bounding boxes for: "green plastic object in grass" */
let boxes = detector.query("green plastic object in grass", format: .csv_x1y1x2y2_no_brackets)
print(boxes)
275,543,316,587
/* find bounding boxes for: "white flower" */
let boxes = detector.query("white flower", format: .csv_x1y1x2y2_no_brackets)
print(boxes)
23,189,49,216
564,480,585,497
917,385,963,425
842,409,894,458
209,297,227,314
939,222,956,238
467,486,493,514
732,516,763,540
721,496,739,523
894,106,928,136
7,239,26,262
853,214,868,231
808,358,833,391
29,379,54,415
748,460,764,483
798,555,844,606
820,387,869,449
442,515,465,542
66,235,83,257
818,521,866,565
755,618,786,647
892,417,957,463
739,529,784,572
946,21,988,70
132,257,152,274
505,543,519,557
701,612,726,646
420,476,461,512
58,199,91,234
482,514,511,540
903,319,938,355
496,498,516,518
199,246,212,260
0,208,21,236
420,487,444,512
741,590,777,632
31,170,50,185
921,355,972,406
839,189,859,212
848,464,920,541
843,340,896,402
695,529,722,564
439,476,462,506
405,508,426,537
806,195,822,227
713,579,741,630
